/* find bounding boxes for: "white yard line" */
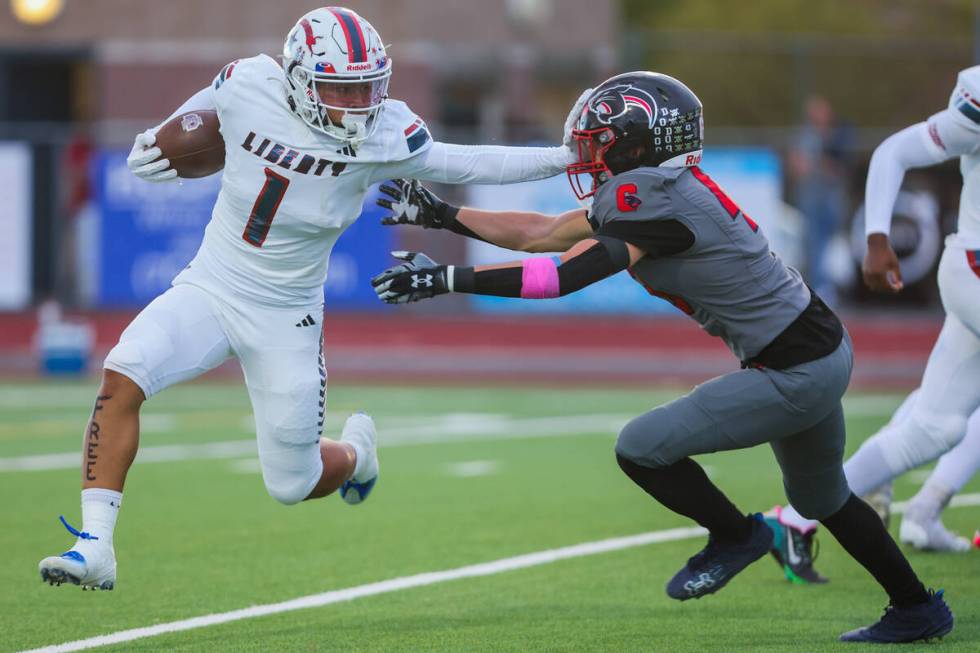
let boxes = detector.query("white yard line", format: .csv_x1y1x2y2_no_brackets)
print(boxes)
17,492,980,653
1,396,908,473
0,413,631,472
446,460,500,477
18,525,706,653
840,394,905,417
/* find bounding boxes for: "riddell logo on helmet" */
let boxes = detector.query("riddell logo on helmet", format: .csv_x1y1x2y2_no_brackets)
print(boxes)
685,153,702,165
347,62,374,71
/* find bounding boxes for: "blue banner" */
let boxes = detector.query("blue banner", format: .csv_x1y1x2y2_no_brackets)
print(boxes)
464,148,782,314
92,150,392,309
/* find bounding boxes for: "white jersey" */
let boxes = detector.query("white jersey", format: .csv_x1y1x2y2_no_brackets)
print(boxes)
865,66,980,249
168,54,572,307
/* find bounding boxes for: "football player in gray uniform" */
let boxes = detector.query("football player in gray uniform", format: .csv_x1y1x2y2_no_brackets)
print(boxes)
372,72,953,644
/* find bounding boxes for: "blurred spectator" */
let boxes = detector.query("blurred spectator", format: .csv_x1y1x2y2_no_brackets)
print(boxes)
56,132,94,307
788,95,852,303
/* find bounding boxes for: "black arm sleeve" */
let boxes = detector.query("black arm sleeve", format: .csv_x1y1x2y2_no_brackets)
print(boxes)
452,237,630,297
441,205,490,243
557,236,629,294
596,218,694,257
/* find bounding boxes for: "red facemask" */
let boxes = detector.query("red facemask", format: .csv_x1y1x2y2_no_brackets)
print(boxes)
566,126,618,200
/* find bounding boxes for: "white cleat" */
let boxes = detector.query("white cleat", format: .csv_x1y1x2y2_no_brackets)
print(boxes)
38,517,116,590
339,413,379,505
899,514,971,553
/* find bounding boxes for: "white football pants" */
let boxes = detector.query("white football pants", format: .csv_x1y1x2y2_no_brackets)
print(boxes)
104,281,326,505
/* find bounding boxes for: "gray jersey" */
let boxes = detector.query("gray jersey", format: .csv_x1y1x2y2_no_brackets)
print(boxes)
589,166,811,361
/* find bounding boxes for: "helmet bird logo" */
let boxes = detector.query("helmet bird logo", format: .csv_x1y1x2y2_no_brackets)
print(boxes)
587,84,658,129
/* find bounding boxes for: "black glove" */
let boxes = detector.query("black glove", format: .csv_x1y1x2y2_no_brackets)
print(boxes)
371,251,450,304
377,179,456,229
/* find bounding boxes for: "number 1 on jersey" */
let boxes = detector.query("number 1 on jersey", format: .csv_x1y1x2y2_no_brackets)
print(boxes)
243,167,290,247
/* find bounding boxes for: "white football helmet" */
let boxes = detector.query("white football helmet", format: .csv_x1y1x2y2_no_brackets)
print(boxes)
282,7,391,144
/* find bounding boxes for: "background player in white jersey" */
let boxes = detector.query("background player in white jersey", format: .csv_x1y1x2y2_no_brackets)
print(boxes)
767,66,980,581
861,391,980,552
38,6,579,591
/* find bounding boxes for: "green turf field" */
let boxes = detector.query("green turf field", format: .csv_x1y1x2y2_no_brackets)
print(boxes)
1,380,977,652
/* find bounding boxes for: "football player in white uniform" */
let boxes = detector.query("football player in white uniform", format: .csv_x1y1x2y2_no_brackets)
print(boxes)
767,66,980,582
38,6,580,590
859,390,980,552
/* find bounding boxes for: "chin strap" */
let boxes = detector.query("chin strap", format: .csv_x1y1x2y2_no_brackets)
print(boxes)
340,113,369,143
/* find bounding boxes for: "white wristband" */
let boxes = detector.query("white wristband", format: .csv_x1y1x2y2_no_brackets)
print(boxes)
446,265,455,292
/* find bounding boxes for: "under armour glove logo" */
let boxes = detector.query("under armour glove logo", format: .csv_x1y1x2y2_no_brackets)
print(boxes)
371,251,450,304
410,273,434,289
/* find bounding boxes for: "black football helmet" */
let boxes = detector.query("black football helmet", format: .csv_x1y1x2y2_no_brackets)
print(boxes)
567,71,704,199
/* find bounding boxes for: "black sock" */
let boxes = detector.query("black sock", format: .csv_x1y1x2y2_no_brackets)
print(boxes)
616,454,752,543
820,493,929,607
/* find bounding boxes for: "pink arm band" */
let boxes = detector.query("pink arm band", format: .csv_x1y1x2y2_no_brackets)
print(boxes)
521,257,561,299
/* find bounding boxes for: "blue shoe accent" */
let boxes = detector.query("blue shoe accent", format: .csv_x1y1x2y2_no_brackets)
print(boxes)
59,515,98,541
666,513,772,601
840,589,954,643
340,476,377,505
59,550,86,563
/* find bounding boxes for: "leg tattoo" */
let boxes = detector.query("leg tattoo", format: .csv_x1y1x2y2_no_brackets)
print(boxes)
85,395,112,482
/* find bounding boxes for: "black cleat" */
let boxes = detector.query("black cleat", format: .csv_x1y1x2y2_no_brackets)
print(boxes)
765,506,828,584
840,589,953,643
666,513,772,601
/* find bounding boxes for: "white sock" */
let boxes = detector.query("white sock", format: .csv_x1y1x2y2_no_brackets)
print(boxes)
340,414,375,481
778,504,818,533
80,488,122,545
349,441,368,480
906,481,955,523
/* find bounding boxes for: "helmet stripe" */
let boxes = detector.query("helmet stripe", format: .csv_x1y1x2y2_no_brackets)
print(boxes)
329,8,367,63
300,19,317,53
623,95,653,124
348,12,368,62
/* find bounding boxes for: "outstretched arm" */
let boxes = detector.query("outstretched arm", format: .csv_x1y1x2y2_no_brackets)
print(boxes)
370,237,645,305
453,206,592,253
373,141,575,186
369,87,592,186
377,179,592,252
864,106,980,292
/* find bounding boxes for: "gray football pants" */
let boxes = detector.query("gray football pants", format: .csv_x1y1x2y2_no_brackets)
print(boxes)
616,331,853,520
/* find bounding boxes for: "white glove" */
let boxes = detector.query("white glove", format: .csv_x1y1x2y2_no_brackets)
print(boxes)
563,87,594,149
126,130,177,183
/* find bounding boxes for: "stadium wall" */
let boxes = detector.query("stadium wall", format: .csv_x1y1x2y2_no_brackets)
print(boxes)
0,309,942,390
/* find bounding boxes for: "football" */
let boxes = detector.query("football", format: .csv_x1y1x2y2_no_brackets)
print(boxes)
154,109,225,178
